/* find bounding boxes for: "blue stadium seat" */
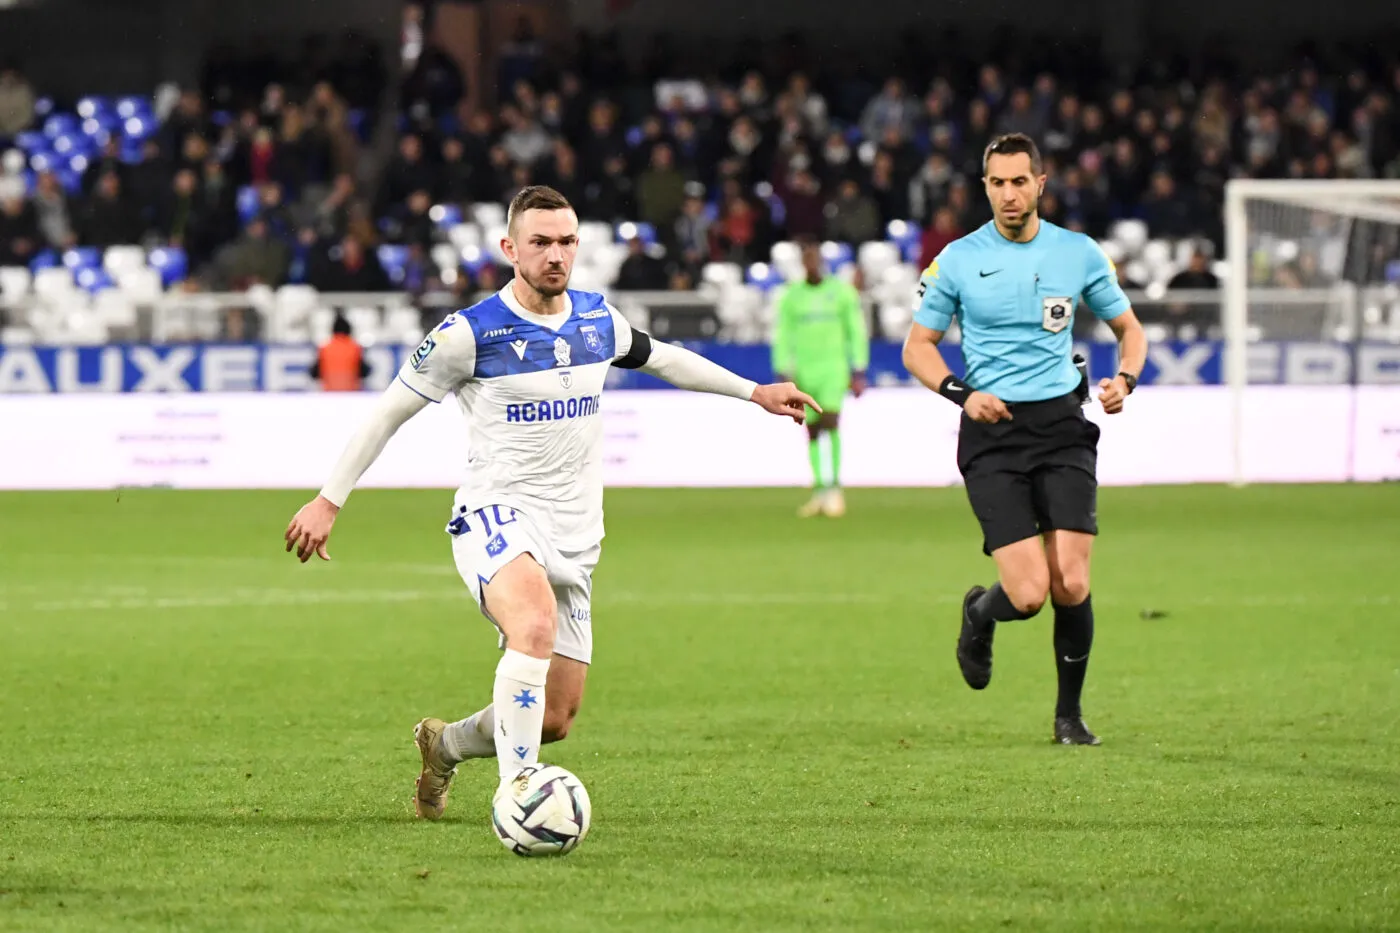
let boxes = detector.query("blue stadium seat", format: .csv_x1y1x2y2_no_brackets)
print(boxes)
115,96,152,120
15,131,46,153
745,262,787,292
83,114,121,139
430,204,463,229
459,245,491,274
63,247,102,271
28,151,58,173
148,247,188,287
821,241,855,271
615,221,658,246
236,186,260,225
211,110,234,127
377,244,410,285
122,115,157,141
51,134,95,157
119,140,147,164
76,96,112,119
33,97,54,119
67,153,90,175
75,267,114,293
624,126,645,148
55,167,82,195
885,219,922,263
29,250,59,273
42,114,80,138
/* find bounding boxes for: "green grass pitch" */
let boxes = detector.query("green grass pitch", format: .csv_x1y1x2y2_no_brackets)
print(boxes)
1,485,1398,932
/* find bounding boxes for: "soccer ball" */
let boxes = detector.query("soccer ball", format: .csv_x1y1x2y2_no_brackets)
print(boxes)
490,764,591,857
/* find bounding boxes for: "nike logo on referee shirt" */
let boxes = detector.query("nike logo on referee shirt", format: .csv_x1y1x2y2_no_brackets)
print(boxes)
979,269,1001,277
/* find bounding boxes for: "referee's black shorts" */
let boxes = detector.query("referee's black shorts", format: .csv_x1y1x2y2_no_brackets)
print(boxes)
956,392,1100,556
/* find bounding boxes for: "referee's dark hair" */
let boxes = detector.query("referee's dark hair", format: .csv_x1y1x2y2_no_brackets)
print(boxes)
982,133,1044,175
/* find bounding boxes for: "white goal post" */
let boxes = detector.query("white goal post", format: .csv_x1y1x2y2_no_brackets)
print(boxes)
1223,179,1400,485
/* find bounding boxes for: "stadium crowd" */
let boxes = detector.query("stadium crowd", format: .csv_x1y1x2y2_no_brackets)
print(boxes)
2,27,1400,303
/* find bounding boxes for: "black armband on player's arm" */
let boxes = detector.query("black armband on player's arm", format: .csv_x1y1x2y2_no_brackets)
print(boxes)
612,328,653,370
938,375,971,407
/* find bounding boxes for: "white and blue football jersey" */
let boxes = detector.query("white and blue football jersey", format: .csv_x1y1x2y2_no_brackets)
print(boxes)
397,284,638,551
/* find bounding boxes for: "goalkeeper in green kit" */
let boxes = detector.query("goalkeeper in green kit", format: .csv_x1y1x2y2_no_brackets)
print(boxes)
772,239,870,517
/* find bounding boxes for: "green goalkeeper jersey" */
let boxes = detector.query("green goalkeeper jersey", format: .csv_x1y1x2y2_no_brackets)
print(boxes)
771,276,870,378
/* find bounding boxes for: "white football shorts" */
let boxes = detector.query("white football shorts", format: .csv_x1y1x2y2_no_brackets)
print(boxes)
448,503,600,664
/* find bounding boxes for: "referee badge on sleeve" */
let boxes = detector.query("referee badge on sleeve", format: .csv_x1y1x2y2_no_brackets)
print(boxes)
1041,296,1072,334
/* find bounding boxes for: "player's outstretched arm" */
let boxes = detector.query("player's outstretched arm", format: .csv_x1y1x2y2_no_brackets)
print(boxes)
284,379,429,562
617,328,819,423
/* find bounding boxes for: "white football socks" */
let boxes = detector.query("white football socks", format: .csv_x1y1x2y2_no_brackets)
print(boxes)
492,649,550,781
441,705,496,764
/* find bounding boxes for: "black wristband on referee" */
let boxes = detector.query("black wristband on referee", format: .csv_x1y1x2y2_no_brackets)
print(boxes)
938,375,971,407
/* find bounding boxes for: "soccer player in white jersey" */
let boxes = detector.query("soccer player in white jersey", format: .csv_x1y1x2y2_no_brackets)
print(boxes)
283,186,818,819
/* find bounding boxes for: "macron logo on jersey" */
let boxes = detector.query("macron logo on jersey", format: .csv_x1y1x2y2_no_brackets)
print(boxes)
510,339,528,360
505,394,602,424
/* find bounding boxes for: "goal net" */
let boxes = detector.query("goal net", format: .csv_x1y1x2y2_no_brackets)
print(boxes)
1223,179,1400,483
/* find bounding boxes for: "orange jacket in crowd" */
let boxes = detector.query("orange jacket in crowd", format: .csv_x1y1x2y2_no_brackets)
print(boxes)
310,333,370,391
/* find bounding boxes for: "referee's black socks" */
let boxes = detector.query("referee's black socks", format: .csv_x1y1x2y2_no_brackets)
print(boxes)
968,582,1038,633
1053,595,1094,719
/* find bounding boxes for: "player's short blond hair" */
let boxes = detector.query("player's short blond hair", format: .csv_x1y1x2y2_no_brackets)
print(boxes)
507,185,574,235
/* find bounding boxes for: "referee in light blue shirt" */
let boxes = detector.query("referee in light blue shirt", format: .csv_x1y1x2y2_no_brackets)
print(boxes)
903,133,1148,746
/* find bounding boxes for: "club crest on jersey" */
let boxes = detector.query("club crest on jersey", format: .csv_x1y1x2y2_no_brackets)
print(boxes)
581,325,602,353
554,336,571,367
559,371,573,389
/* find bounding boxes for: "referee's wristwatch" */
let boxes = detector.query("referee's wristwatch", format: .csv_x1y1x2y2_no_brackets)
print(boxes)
1118,371,1138,394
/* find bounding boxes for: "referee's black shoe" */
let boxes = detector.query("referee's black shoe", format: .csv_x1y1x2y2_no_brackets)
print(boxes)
956,585,994,690
1053,717,1101,746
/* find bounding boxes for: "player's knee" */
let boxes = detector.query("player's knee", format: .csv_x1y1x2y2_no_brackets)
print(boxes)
1005,573,1049,616
507,610,557,657
1051,568,1091,607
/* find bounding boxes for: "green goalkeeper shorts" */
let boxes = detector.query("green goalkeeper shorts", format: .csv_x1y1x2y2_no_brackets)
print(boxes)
796,371,851,424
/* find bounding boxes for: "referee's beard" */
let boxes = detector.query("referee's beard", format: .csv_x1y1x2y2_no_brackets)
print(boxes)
996,191,1040,237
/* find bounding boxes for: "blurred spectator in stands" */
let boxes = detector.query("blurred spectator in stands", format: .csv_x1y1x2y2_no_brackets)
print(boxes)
782,169,825,241
249,126,278,186
196,159,238,257
497,16,544,92
78,172,143,247
208,216,290,290
159,168,204,252
500,103,552,167
710,190,759,264
312,172,356,240
437,136,475,207
307,82,358,179
0,65,35,138
816,130,854,190
672,192,711,281
83,137,128,196
310,312,370,391
380,135,437,218
996,86,1047,140
0,188,39,266
917,206,963,272
908,151,955,227
401,2,425,74
1169,248,1220,290
583,153,635,223
32,171,75,250
615,236,668,291
256,182,295,242
162,90,208,161
859,77,916,143
392,189,436,251
825,178,880,245
309,234,390,291
1139,170,1196,240
868,150,909,227
543,141,584,209
403,44,465,123
637,143,687,232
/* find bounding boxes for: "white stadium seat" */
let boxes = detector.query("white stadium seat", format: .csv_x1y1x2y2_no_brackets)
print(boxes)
346,307,382,346
857,241,899,277
448,222,482,251
471,203,507,229
103,245,147,278
701,262,743,288
384,306,424,344
431,243,460,276
1109,219,1149,257
93,290,138,330
33,267,77,303
1,326,34,344
0,265,32,301
116,267,162,303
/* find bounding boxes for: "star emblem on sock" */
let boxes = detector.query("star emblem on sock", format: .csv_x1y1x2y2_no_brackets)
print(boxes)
512,688,538,709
